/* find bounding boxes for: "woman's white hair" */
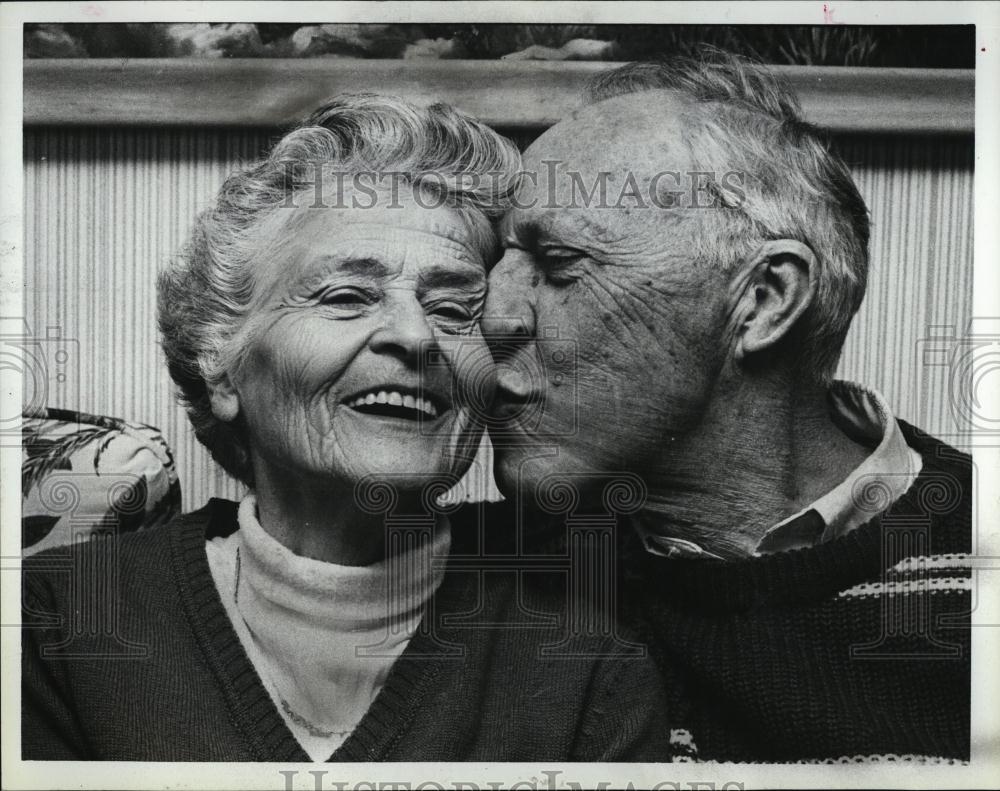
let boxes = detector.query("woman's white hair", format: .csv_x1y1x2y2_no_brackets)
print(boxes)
588,51,870,381
158,94,522,484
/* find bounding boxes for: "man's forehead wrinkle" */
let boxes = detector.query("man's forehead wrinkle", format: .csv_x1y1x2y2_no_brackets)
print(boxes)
532,210,625,249
575,213,629,246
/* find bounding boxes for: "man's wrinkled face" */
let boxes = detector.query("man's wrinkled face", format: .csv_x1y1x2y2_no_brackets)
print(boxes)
229,187,494,493
484,93,734,502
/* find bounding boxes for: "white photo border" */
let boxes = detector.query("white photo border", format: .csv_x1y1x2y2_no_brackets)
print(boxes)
2,2,997,789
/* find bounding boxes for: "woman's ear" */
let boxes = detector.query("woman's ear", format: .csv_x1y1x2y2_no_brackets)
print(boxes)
207,375,240,423
733,239,818,362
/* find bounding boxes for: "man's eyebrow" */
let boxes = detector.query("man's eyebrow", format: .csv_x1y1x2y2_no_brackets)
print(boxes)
503,211,617,250
500,214,538,247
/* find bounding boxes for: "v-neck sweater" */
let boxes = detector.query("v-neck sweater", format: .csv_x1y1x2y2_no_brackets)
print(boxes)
23,498,673,761
206,495,450,760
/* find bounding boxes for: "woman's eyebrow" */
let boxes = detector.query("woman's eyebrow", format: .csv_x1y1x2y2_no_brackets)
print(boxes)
417,266,486,292
297,256,391,283
290,256,391,298
322,256,391,277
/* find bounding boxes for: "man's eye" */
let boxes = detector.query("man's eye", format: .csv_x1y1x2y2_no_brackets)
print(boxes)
542,248,583,262
539,248,585,283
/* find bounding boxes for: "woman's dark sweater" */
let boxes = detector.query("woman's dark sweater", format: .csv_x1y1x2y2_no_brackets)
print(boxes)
22,499,672,762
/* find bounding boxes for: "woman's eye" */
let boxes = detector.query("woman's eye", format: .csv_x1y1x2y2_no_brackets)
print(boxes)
429,303,472,322
426,301,477,333
319,289,374,308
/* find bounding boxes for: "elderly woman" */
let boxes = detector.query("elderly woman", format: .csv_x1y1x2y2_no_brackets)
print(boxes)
22,95,670,761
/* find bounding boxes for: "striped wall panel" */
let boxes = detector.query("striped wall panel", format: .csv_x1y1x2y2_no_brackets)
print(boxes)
23,129,973,510
834,136,973,446
23,129,272,509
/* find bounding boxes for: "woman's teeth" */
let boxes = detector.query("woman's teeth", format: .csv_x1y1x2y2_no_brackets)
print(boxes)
348,390,439,418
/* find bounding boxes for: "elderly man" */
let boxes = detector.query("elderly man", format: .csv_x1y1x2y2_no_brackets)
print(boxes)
482,53,972,763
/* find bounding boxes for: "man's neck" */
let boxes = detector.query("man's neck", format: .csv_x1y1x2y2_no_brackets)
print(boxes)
639,375,873,560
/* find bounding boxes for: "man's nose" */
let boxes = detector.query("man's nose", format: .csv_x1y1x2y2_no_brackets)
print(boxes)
370,298,436,364
482,251,537,343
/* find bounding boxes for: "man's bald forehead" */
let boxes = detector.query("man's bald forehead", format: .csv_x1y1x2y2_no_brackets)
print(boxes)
523,89,693,175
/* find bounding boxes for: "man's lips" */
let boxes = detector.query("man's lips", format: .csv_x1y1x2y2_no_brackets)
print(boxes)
490,378,541,423
494,367,534,404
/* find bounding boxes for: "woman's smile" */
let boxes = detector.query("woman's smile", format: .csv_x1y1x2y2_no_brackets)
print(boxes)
340,383,450,421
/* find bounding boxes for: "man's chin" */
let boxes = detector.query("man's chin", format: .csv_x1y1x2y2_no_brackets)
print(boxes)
490,445,570,511
490,445,523,500
491,442,640,517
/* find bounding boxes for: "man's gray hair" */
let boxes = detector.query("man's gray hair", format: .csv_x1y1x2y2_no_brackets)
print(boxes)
588,52,870,380
158,94,521,485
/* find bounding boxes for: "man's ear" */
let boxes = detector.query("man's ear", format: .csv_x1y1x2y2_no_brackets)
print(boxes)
733,239,817,362
207,374,240,423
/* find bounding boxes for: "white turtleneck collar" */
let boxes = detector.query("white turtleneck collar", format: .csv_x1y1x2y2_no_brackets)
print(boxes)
206,493,450,761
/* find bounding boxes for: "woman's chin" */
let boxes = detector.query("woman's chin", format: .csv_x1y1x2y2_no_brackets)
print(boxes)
333,439,472,501
333,409,478,478
346,457,465,513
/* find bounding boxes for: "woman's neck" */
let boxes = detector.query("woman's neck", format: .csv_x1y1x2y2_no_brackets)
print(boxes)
249,462,429,566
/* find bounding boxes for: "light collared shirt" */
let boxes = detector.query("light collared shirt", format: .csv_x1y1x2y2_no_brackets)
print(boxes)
642,381,923,559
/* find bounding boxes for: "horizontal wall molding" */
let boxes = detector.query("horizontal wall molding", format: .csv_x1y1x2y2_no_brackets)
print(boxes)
24,59,974,134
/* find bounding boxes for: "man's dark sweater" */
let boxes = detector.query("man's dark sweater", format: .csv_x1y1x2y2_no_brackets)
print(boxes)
619,422,972,763
476,422,972,763
22,499,671,761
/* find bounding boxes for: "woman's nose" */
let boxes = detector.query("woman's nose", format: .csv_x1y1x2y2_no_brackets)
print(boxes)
369,298,436,363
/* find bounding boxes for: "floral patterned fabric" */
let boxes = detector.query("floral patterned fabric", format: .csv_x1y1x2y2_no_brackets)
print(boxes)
21,407,181,556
